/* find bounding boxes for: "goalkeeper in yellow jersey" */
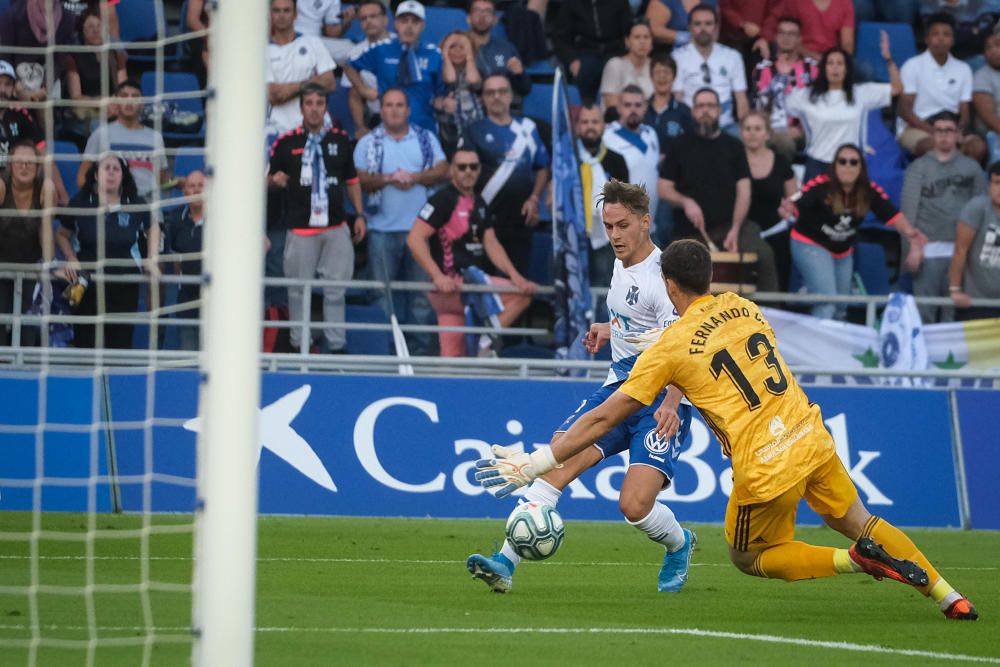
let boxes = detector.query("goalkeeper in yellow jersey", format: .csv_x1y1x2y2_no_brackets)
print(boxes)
476,239,978,620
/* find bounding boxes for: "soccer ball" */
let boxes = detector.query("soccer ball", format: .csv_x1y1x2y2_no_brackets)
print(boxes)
505,501,565,561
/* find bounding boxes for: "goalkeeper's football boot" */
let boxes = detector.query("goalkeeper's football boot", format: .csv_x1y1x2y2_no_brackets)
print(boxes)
942,596,979,621
658,528,696,592
848,537,929,587
467,552,514,593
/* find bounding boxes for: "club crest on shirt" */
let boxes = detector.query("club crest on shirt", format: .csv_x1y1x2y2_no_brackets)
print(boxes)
117,213,130,228
327,143,338,156
625,284,640,306
419,203,434,219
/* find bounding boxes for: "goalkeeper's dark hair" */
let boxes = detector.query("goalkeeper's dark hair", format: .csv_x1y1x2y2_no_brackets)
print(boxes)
596,179,649,219
660,239,712,295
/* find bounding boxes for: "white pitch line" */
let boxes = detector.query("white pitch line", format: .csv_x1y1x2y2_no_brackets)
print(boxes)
0,625,995,664
0,554,994,571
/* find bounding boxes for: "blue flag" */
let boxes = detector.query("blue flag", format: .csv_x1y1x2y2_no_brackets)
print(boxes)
551,73,592,372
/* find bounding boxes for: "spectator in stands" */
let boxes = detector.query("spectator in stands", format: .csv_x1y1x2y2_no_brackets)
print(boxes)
552,0,633,103
576,103,630,289
78,79,168,199
786,144,926,320
751,16,817,162
185,0,209,85
438,30,484,158
659,87,750,251
645,0,710,49
763,0,855,60
62,0,119,39
671,4,749,133
920,0,998,59
166,170,206,351
603,86,660,221
742,110,795,292
785,44,900,181
466,74,550,275
949,162,1000,321
644,52,694,150
0,0,74,105
268,86,365,355
353,88,447,356
466,0,531,98
266,0,337,145
902,111,985,324
974,31,1000,165
407,148,537,357
897,13,974,158
0,140,55,347
342,0,391,138
600,21,654,116
56,152,160,349
345,1,445,135
0,62,44,173
720,0,782,55
294,0,357,64
64,5,127,136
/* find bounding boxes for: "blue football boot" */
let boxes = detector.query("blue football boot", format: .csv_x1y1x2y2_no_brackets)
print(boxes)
467,552,515,593
658,528,696,592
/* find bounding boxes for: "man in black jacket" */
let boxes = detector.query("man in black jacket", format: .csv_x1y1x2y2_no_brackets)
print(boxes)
552,0,632,103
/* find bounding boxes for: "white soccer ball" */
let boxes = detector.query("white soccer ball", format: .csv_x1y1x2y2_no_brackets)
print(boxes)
505,501,565,561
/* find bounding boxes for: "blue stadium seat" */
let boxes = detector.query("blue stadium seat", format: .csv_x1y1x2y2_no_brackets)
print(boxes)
52,140,81,200
140,71,206,144
346,304,393,355
527,230,553,286
328,86,356,137
522,84,582,122
422,7,468,47
118,0,165,42
173,151,205,178
855,22,917,83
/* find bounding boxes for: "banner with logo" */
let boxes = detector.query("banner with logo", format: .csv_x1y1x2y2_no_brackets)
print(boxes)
0,372,965,529
954,390,1000,530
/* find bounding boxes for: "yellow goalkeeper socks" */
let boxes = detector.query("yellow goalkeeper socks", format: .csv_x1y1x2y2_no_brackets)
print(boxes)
753,542,839,580
863,515,943,596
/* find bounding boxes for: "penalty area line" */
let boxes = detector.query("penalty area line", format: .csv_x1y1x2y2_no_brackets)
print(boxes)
0,625,996,664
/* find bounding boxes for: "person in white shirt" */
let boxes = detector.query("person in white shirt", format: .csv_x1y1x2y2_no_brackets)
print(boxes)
670,5,747,132
294,0,358,64
785,42,900,182
603,86,660,220
266,0,337,143
897,13,974,157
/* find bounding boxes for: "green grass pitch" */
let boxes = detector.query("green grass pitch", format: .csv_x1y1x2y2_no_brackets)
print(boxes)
0,513,997,665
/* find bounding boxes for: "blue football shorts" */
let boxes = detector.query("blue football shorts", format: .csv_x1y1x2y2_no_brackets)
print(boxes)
556,383,693,482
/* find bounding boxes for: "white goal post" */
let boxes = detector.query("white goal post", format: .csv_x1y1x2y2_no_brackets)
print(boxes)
193,0,268,664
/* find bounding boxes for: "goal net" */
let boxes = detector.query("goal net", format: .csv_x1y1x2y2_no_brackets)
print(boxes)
0,1,264,664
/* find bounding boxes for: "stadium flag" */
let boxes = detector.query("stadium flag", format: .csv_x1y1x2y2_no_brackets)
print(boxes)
551,68,593,372
878,293,928,386
923,316,1000,372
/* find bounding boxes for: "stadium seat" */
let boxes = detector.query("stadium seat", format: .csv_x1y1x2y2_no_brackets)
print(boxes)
346,304,393,355
527,230,553,286
173,151,206,178
140,71,206,144
522,84,582,123
328,86,356,137
422,7,468,47
52,140,81,200
855,22,917,83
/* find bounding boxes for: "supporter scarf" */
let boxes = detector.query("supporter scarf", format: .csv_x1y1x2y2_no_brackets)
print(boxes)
300,119,333,227
364,124,436,216
577,139,609,250
396,43,422,86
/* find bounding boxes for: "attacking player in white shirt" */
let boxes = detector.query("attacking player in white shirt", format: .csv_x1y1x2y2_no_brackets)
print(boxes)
467,180,695,593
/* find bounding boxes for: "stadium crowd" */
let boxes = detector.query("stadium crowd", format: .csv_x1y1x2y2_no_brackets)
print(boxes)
1,0,1000,354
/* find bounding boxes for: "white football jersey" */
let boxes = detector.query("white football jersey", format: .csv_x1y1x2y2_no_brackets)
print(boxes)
604,246,680,386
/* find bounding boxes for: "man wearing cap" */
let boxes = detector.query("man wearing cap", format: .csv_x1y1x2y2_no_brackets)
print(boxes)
0,61,43,173
344,0,445,133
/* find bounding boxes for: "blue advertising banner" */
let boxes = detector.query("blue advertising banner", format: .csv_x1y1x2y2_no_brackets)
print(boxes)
955,390,1000,530
0,373,963,528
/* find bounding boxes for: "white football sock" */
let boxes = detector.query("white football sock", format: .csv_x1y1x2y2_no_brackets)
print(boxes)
522,479,563,508
627,502,685,552
499,540,521,567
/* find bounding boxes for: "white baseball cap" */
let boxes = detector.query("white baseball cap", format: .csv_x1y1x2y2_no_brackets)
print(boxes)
395,0,425,20
0,60,15,80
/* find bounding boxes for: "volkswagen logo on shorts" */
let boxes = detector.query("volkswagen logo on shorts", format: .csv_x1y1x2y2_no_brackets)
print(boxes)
644,428,670,455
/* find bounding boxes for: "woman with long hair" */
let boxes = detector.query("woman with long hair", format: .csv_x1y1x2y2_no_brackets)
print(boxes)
55,152,160,349
438,30,484,158
741,110,796,292
600,21,655,114
0,140,55,346
64,5,127,134
786,143,927,320
785,38,901,181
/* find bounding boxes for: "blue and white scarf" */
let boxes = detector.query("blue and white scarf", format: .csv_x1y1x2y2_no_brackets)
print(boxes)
301,118,333,227
364,123,436,215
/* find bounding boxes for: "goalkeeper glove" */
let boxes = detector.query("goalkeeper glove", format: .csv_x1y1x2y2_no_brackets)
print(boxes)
623,326,665,351
474,445,559,499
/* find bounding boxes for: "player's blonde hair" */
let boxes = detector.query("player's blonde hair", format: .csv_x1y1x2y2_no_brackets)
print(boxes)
597,179,649,218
